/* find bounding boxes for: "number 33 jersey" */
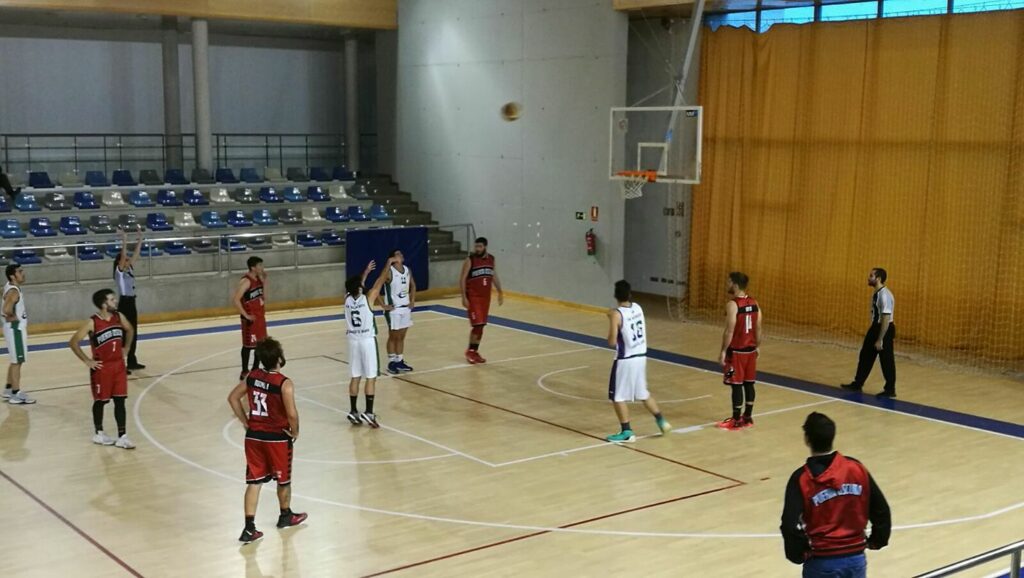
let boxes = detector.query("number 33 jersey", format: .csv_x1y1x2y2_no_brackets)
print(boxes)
616,303,647,359
245,368,290,436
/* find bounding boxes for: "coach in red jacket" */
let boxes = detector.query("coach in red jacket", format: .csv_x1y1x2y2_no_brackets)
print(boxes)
780,412,891,577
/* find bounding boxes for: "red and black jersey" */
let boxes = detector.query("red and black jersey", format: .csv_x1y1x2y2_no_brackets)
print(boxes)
242,274,265,319
729,295,759,352
780,452,891,563
465,253,495,299
245,368,290,439
90,313,126,364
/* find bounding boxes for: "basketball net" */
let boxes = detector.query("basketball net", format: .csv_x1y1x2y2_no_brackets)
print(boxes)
616,170,657,200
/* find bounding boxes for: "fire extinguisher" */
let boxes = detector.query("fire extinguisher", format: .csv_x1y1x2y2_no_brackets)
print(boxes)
585,228,596,257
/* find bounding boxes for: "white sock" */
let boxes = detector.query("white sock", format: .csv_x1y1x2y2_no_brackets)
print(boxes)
397,355,404,362
389,354,397,362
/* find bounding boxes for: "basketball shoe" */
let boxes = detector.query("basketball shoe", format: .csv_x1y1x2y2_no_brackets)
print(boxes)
238,528,264,544
8,391,35,405
360,412,380,428
347,411,362,425
656,416,672,435
739,415,755,429
92,432,116,446
387,361,400,375
716,417,743,431
277,511,308,529
395,360,414,372
465,350,486,364
115,435,136,449
606,430,636,443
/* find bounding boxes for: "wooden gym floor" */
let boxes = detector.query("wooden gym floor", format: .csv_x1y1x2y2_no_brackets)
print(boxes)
0,296,1021,577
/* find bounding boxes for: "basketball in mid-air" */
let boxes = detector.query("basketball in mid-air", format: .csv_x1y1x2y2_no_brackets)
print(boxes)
501,102,522,121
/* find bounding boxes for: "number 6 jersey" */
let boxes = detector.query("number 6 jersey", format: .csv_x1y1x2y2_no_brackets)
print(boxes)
616,303,647,359
345,293,375,340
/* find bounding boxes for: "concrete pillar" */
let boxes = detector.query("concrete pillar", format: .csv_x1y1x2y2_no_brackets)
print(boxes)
161,17,183,170
191,18,213,171
344,35,360,172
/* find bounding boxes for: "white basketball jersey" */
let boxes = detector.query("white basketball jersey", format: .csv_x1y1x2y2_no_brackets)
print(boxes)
2,283,26,329
385,265,411,308
616,303,646,359
345,293,375,339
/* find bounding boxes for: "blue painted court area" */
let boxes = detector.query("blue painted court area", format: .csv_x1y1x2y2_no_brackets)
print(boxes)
10,304,1024,441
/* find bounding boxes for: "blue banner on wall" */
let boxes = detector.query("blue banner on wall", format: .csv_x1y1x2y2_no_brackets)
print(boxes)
345,227,430,291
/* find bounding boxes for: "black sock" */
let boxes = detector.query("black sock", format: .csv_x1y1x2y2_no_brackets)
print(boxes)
92,400,106,433
10,389,18,395
469,343,479,351
113,397,127,437
251,354,261,372
245,515,255,531
653,412,663,421
732,406,741,420
743,403,753,418
365,394,375,414
241,348,251,374
349,395,358,413
621,421,631,432
280,508,292,517
4,383,9,390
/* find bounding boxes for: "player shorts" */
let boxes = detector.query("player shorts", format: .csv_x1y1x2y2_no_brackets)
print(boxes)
467,295,490,327
723,349,757,385
608,356,649,402
241,314,267,348
3,321,27,364
348,337,380,379
244,435,293,485
385,307,413,331
90,360,128,401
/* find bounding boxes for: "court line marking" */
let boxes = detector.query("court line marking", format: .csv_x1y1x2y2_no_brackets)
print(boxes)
130,311,1024,539
0,467,145,578
537,365,713,404
220,418,457,466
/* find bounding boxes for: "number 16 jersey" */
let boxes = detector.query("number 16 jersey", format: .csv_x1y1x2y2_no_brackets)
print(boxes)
616,303,647,359
345,293,375,340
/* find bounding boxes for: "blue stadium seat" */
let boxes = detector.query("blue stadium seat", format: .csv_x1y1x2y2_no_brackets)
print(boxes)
112,169,137,187
164,168,189,185
332,166,355,181
73,191,99,210
226,210,253,227
239,168,262,183
139,169,163,186
128,190,155,207
309,167,332,182
15,193,41,212
286,167,308,181
282,187,304,202
77,244,104,261
258,187,282,203
277,208,302,224
215,167,239,184
13,249,41,265
85,171,110,187
43,193,70,211
89,215,116,234
200,211,228,229
191,168,214,184
28,171,54,189
324,207,350,223
191,239,217,253
0,195,11,213
139,241,163,257
321,230,343,246
59,216,86,235
307,186,330,202
347,205,371,222
252,209,277,226
369,204,390,220
118,214,142,232
157,189,183,207
220,237,246,252
184,189,209,206
0,220,25,239
233,188,258,204
296,231,322,247
146,213,173,231
164,241,192,255
29,218,56,237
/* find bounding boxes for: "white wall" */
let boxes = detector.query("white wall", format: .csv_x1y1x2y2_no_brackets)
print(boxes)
623,18,699,296
396,0,628,307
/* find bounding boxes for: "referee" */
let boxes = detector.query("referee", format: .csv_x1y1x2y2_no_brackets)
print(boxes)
841,268,896,398
780,412,891,577
115,230,145,373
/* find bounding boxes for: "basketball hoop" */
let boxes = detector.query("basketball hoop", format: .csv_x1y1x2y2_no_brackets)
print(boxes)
616,170,657,200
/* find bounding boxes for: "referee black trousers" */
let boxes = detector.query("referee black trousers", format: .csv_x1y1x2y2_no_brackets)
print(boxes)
853,323,896,393
119,295,140,366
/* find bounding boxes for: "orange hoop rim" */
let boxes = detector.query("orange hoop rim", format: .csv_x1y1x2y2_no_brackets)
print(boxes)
615,170,658,183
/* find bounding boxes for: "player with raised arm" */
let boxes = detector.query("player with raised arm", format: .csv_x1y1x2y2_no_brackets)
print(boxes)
226,337,307,544
605,280,671,442
345,259,391,428
233,256,268,380
717,272,762,431
379,249,416,374
460,237,503,364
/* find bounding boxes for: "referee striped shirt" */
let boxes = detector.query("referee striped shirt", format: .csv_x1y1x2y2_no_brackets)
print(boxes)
115,266,136,297
871,286,894,324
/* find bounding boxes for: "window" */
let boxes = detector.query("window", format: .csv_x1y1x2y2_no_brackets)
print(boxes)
706,11,757,31
883,0,949,17
820,1,879,21
953,0,1024,12
759,6,816,32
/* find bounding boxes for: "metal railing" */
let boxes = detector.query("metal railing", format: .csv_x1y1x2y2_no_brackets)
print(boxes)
914,539,1023,578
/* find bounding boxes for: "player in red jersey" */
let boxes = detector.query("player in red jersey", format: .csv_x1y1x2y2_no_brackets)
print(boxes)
459,237,503,364
717,272,762,431
69,289,136,449
233,256,268,380
226,337,307,544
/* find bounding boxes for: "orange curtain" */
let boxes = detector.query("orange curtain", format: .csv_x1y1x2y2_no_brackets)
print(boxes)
693,11,1024,370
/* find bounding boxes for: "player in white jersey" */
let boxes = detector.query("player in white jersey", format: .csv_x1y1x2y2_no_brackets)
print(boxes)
605,280,668,442
379,249,417,374
2,264,34,405
344,259,391,428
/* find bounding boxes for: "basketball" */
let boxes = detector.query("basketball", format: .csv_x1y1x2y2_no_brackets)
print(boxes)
501,102,521,121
